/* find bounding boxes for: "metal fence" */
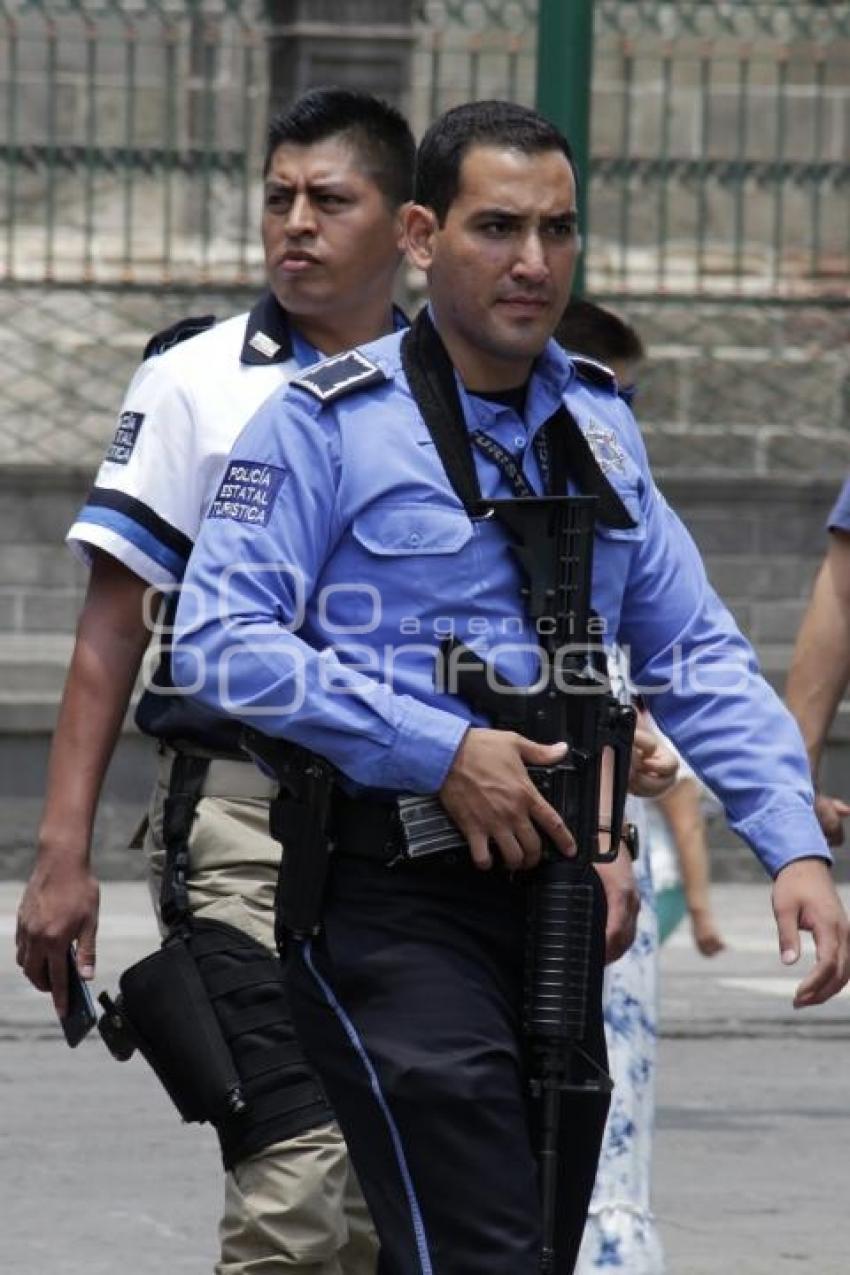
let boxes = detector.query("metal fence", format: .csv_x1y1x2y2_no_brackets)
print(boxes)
1,0,847,294
0,0,847,468
1,0,268,285
591,1,850,298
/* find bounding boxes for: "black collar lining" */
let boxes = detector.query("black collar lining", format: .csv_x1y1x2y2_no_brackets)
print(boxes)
240,292,295,365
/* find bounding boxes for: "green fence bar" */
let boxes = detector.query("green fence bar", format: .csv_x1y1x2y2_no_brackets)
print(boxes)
535,0,594,295
617,38,634,289
732,48,750,287
162,18,178,281
4,10,19,278
82,13,96,281
44,11,57,279
771,49,788,290
122,18,138,280
656,45,673,290
809,51,826,280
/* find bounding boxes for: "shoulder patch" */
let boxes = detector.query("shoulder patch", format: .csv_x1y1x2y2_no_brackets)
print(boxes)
209,460,288,528
291,350,387,404
143,314,216,361
105,411,144,464
571,355,617,393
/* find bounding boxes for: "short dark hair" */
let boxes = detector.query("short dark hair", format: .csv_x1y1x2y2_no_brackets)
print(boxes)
264,87,415,209
554,298,645,366
414,99,578,224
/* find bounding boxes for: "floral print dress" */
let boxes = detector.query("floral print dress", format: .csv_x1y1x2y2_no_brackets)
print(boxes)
575,795,665,1273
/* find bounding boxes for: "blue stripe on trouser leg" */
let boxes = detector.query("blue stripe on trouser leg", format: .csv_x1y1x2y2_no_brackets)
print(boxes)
302,939,434,1275
288,857,609,1275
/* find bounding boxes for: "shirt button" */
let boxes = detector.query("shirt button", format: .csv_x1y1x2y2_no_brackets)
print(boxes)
514,435,525,449
409,532,421,546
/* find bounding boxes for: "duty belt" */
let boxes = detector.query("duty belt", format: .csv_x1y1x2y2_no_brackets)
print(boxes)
158,744,278,802
332,792,405,865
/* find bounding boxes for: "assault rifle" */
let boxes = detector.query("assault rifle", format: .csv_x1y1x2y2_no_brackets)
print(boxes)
398,494,635,1274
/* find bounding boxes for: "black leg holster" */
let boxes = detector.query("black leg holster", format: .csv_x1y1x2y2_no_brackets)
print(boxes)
99,748,334,1170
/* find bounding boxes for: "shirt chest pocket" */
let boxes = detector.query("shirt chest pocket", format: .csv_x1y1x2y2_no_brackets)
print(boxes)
348,503,480,611
352,504,474,556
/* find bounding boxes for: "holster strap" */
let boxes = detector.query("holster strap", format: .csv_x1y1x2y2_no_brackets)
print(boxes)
158,745,277,802
159,752,210,929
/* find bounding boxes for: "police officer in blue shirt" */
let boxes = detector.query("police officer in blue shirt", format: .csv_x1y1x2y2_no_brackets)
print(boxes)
173,101,850,1275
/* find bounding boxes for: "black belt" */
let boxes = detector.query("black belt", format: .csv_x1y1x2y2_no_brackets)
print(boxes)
331,792,505,874
332,792,403,864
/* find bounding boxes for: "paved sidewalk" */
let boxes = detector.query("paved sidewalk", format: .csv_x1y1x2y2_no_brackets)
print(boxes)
2,881,849,1272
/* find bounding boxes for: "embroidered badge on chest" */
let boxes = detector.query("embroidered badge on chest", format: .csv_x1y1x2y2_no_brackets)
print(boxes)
584,419,628,475
106,411,144,465
209,460,287,527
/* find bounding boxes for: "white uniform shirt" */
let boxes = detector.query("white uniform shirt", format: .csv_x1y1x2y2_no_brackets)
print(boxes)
68,293,308,586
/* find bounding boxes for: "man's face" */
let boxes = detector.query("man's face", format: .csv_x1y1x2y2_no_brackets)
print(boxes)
262,136,404,322
406,144,580,388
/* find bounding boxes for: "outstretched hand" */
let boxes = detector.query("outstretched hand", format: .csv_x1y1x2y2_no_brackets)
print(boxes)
771,858,850,1008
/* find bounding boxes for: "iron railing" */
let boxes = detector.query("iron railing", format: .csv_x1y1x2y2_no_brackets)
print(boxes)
0,1,847,469
590,1,850,297
1,0,267,284
1,0,847,297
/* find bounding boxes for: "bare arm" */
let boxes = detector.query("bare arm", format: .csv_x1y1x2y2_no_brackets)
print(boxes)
15,552,154,1013
656,776,724,956
786,530,850,843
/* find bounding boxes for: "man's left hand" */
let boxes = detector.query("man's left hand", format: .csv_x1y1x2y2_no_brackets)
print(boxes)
772,858,850,1007
596,844,641,964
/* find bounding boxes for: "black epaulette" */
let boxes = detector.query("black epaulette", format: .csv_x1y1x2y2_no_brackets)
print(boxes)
143,314,216,361
571,355,618,393
291,350,388,404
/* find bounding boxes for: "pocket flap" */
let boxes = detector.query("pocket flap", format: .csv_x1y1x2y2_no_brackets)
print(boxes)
352,504,473,555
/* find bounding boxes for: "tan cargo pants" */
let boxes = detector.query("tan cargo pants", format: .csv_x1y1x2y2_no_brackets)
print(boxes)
145,749,377,1275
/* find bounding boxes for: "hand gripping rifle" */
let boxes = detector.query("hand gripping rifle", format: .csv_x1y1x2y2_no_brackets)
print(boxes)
402,494,635,1272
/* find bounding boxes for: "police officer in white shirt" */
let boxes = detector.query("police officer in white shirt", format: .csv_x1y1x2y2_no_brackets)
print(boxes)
16,87,414,1275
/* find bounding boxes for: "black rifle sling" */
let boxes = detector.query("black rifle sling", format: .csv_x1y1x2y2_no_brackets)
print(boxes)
400,308,483,513
400,308,635,526
545,405,636,529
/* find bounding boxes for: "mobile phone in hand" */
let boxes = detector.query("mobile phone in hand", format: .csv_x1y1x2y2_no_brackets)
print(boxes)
60,946,97,1048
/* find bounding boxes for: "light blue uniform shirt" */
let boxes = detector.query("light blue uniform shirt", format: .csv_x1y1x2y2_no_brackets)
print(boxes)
173,328,829,878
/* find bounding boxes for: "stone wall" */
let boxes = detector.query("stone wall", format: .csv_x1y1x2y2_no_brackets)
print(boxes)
1,297,847,879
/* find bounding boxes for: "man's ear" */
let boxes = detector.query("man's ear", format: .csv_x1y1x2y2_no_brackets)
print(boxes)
404,203,439,272
393,200,413,252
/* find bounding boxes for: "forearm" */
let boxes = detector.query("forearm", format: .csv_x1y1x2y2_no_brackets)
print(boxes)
657,778,711,914
786,540,850,775
174,614,467,793
38,636,148,860
37,553,153,862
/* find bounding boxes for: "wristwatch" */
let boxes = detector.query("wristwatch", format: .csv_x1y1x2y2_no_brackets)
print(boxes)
621,820,640,861
598,821,640,860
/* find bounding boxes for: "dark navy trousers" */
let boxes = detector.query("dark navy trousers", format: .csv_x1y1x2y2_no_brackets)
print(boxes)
286,854,610,1275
